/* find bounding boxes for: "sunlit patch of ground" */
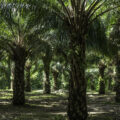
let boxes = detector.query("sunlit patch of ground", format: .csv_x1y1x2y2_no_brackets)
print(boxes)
0,90,120,120
87,93,120,120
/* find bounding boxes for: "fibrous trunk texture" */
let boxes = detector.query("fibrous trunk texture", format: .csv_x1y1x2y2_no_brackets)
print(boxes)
52,70,59,90
10,62,14,90
68,35,88,120
108,66,113,90
99,79,105,94
25,65,31,92
43,60,51,94
7,58,11,89
13,45,26,105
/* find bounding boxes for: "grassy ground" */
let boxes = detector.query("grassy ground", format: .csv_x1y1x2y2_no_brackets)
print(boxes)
0,90,120,120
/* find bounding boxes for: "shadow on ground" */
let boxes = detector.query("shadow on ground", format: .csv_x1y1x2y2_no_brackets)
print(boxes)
0,90,120,120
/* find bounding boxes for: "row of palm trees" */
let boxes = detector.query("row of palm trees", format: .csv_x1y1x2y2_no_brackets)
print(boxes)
0,0,119,120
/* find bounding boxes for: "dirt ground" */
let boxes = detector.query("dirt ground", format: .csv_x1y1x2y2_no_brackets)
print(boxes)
0,90,120,120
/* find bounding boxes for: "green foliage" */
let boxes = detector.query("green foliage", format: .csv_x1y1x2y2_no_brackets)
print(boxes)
86,68,99,91
0,1,119,120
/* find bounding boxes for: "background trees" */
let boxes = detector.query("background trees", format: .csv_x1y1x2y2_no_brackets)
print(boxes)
0,0,120,120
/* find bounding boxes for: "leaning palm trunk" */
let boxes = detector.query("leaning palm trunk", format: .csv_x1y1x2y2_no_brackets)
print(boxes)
68,35,88,120
13,45,26,105
116,54,120,102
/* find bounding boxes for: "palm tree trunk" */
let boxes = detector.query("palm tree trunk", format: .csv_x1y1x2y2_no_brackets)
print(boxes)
108,78,112,90
52,70,59,90
7,57,11,89
108,66,113,90
99,78,105,94
43,60,51,94
91,81,95,90
12,45,26,105
68,36,88,120
25,65,31,92
99,63,106,94
116,55,120,102
10,62,14,90
13,59,25,105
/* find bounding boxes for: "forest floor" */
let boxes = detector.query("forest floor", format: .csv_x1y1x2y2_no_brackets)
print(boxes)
0,90,120,120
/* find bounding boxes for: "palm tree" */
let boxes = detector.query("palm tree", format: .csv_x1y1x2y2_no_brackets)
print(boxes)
110,18,120,102
46,0,119,119
0,0,49,105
